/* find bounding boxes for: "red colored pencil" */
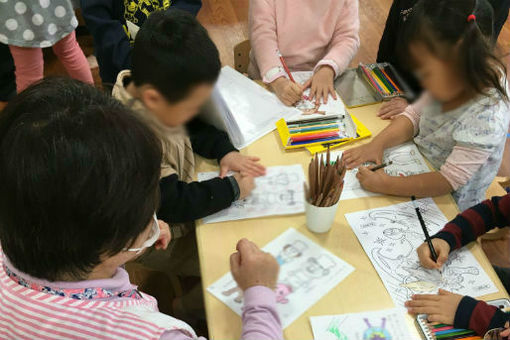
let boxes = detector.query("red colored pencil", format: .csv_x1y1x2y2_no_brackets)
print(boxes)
278,51,296,83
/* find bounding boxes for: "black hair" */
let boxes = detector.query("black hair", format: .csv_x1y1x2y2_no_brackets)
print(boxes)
401,0,508,100
0,78,162,281
131,9,221,103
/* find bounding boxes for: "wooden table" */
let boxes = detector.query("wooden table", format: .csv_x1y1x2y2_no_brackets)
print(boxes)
195,103,509,340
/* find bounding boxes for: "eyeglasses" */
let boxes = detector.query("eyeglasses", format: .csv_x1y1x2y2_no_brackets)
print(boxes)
124,213,160,255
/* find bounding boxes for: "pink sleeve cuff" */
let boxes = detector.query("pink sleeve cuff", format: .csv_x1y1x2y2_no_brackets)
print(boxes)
262,66,287,84
314,60,340,78
399,105,421,135
440,146,490,190
243,286,277,307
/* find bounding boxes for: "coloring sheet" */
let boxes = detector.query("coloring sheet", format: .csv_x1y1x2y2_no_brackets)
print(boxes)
326,143,431,201
309,308,418,340
291,71,347,118
345,198,498,307
198,165,305,223
207,228,355,328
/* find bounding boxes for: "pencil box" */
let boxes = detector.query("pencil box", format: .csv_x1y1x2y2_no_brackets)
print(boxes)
334,62,416,108
416,298,510,340
275,112,369,152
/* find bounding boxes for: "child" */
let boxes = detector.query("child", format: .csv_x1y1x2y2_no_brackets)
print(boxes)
376,0,509,119
248,0,360,106
0,0,93,92
343,0,510,211
80,0,202,85
406,194,510,338
0,77,283,340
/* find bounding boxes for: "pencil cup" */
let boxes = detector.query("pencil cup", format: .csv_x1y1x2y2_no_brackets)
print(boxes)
305,200,340,233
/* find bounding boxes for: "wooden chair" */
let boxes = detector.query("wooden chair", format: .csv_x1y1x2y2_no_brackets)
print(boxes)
233,40,251,74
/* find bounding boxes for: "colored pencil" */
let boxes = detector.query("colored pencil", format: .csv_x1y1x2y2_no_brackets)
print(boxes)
360,64,384,94
277,51,296,83
287,115,341,125
291,131,340,143
290,128,340,138
370,161,393,172
370,67,391,94
374,65,397,93
383,65,403,93
287,120,340,128
380,67,402,93
290,136,342,146
372,66,394,94
306,147,346,207
289,124,339,133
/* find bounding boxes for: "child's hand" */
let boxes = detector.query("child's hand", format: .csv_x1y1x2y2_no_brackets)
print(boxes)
233,173,255,199
220,151,266,178
417,238,450,270
343,142,384,169
270,77,303,106
155,220,171,250
405,289,463,325
230,238,279,291
356,166,389,193
377,97,409,120
304,66,337,105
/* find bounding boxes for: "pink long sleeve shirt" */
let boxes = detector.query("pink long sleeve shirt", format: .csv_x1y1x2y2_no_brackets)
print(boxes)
248,0,360,83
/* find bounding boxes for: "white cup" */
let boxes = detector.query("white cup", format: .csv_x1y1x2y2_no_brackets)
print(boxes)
305,200,340,233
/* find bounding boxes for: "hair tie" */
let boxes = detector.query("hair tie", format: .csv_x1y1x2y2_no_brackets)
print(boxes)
467,14,476,22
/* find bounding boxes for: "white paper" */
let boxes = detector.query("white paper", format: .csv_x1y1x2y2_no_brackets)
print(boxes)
198,165,305,223
290,71,347,119
345,198,498,307
207,228,355,328
326,143,431,201
205,66,301,149
310,308,418,340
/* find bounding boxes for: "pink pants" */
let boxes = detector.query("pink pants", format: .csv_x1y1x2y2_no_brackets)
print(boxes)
9,31,93,93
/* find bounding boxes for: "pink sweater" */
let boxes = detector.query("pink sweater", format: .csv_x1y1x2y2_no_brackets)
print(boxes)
248,0,360,83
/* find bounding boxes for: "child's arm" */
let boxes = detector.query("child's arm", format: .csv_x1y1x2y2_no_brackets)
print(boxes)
249,0,285,83
315,0,360,77
434,194,510,250
158,173,253,223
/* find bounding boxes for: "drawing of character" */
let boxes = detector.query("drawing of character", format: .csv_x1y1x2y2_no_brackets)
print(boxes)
363,317,392,340
222,284,243,303
276,240,307,265
324,318,348,340
275,283,293,304
287,255,336,289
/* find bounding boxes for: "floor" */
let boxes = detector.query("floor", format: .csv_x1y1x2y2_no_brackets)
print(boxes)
1,0,509,283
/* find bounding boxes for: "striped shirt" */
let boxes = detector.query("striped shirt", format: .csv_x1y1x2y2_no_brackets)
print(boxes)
433,194,510,336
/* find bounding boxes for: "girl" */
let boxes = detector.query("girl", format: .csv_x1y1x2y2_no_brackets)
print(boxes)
248,0,360,106
0,78,282,340
343,0,510,211
0,0,93,92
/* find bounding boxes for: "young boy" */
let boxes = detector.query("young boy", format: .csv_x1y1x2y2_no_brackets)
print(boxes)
0,77,283,340
406,194,510,337
80,0,202,85
112,9,266,318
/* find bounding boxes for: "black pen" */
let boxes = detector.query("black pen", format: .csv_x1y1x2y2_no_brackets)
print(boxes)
411,196,442,275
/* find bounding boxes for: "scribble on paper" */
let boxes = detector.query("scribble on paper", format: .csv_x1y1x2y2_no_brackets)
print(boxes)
207,228,354,328
345,198,498,306
198,165,305,223
310,308,417,340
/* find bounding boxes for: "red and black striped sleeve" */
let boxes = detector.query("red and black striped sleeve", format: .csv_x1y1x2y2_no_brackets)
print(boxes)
454,296,509,336
433,194,510,251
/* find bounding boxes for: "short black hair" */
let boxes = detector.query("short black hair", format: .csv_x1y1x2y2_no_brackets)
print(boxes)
0,78,162,281
131,9,221,103
401,0,508,100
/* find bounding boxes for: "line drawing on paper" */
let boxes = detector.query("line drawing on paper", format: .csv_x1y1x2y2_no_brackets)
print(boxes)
345,198,498,306
198,165,305,223
208,228,354,328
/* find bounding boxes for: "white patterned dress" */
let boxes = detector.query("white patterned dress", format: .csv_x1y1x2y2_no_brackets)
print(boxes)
0,0,78,48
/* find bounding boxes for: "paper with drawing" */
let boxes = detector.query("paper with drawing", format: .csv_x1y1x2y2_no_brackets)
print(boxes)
310,308,417,340
345,198,498,306
327,143,431,200
198,165,305,224
207,228,354,328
